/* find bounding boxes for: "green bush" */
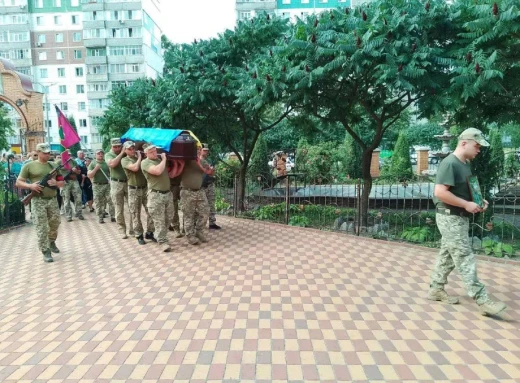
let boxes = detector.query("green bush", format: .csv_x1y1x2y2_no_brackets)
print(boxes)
482,239,514,258
400,226,435,243
504,152,519,178
288,215,310,227
215,159,240,188
248,134,272,187
214,189,231,212
381,130,413,181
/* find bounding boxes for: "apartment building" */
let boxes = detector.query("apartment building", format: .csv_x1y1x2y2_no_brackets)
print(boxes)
236,0,353,23
0,0,163,151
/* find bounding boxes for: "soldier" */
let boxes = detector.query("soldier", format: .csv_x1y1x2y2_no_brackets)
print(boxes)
199,144,221,230
57,151,84,222
106,138,134,239
16,143,64,263
121,141,156,245
169,174,184,237
429,128,507,316
87,149,115,224
180,147,213,245
141,145,182,252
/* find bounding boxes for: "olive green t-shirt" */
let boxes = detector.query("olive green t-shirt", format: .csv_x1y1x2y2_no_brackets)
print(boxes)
19,160,57,198
55,158,79,181
88,160,110,184
181,160,204,190
141,158,170,191
433,153,473,213
104,150,127,181
121,156,147,187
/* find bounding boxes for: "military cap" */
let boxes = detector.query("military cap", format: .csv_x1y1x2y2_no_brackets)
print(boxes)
123,141,135,149
95,149,104,154
459,128,490,147
36,143,51,153
143,144,157,153
201,143,209,150
110,138,122,146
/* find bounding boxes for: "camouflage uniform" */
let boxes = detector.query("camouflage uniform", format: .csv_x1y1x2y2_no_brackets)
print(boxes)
170,177,181,231
202,183,216,225
110,180,133,234
61,180,83,220
431,214,489,304
93,183,114,219
128,187,154,237
31,197,60,253
147,191,174,244
180,189,209,241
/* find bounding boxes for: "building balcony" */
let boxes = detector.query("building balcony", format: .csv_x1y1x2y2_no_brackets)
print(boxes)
108,73,141,82
88,108,106,117
81,1,104,12
85,55,108,65
86,90,109,99
105,1,141,11
105,19,142,29
107,55,144,65
83,38,107,48
83,20,106,29
0,23,30,32
106,37,143,46
86,73,108,82
0,5,29,14
0,41,31,50
236,1,276,11
11,58,32,68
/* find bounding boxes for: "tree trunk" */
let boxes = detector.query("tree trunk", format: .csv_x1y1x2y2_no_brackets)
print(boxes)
237,164,247,212
359,148,373,228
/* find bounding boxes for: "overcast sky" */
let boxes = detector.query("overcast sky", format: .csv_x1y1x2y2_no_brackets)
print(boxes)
161,0,237,44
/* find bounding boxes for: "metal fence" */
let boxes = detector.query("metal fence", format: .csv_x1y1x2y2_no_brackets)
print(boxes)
214,174,520,258
0,177,26,231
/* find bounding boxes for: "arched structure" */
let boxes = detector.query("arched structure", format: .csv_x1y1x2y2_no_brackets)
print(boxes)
0,58,45,153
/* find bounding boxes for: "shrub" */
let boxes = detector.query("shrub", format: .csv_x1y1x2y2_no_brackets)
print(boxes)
248,134,272,187
504,152,519,178
288,215,310,227
215,159,240,188
382,130,413,180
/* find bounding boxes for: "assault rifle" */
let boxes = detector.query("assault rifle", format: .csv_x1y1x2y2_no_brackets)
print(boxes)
21,157,73,206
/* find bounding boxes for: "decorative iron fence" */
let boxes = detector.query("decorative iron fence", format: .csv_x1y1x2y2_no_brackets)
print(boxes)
214,174,520,259
0,176,26,231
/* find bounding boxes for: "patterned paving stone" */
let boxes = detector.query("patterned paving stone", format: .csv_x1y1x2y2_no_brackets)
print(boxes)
0,213,519,382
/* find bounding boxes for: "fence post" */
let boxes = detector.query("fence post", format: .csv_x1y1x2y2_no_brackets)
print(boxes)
284,175,290,225
356,179,362,236
233,175,237,217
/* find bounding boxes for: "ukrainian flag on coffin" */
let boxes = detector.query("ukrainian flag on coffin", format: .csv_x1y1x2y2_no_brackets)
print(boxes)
121,128,202,151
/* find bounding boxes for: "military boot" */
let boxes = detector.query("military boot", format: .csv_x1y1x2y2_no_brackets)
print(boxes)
478,299,507,316
99,218,105,224
78,215,85,221
196,233,208,243
43,249,54,263
187,236,200,245
427,289,458,304
173,229,184,238
49,241,60,254
161,242,172,252
145,232,157,242
137,235,146,245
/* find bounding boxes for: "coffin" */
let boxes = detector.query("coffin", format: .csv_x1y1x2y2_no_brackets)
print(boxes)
121,128,199,160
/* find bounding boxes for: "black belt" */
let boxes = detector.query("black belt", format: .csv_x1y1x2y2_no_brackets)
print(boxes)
436,207,470,217
182,187,201,192
94,182,108,185
128,185,146,190
111,178,127,183
150,189,169,194
33,196,55,200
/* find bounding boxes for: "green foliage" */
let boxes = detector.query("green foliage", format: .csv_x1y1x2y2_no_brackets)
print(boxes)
0,103,13,151
504,152,519,178
296,141,338,183
215,159,240,188
400,226,435,243
472,128,504,197
288,215,310,227
482,239,514,258
214,189,231,212
248,134,272,186
382,131,413,181
66,116,81,157
341,132,363,179
502,123,520,148
404,121,445,150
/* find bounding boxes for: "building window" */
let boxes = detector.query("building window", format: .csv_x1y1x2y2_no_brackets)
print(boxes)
91,133,101,143
88,83,109,92
71,0,79,5
57,68,65,77
75,67,83,77
130,64,141,73
87,65,107,75
55,33,63,43
54,16,62,25
301,0,310,2
45,120,52,128
282,0,290,4
39,68,48,78
18,67,31,76
78,102,86,111
239,12,251,20
80,135,88,144
36,16,44,26
35,0,43,8
37,34,45,44
71,15,78,24
42,103,50,112
53,0,61,6
87,48,106,57
60,102,68,111
59,85,67,94
39,52,47,61
56,51,64,60
76,85,85,94
74,50,82,59
73,32,81,42
79,119,87,127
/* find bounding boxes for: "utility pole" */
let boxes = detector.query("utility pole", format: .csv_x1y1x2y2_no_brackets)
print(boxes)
45,87,50,144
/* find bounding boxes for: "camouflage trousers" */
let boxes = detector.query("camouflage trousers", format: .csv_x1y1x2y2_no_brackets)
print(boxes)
170,184,181,230
147,190,174,244
430,214,489,304
61,181,83,220
31,197,60,253
110,180,133,235
202,183,216,225
93,183,114,219
128,186,154,237
180,189,209,241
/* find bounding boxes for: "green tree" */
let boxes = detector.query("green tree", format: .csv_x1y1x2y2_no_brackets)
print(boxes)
504,152,519,178
382,130,413,180
66,115,81,157
0,102,13,151
342,132,363,179
405,120,445,150
248,133,272,186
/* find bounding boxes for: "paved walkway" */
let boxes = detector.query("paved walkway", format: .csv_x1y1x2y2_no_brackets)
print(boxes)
0,212,519,382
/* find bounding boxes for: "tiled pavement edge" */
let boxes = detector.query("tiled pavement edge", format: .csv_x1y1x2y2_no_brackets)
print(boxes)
0,212,519,382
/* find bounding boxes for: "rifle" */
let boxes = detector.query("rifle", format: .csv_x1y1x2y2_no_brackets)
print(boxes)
21,158,73,206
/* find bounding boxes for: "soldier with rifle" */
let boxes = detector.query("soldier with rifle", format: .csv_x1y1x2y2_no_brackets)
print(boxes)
16,143,68,263
87,149,115,224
